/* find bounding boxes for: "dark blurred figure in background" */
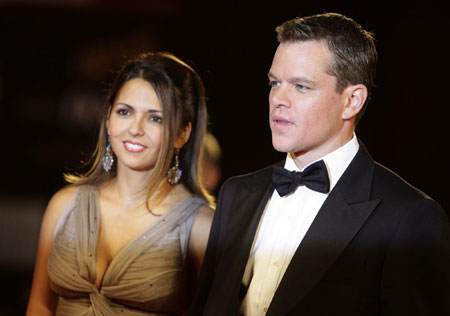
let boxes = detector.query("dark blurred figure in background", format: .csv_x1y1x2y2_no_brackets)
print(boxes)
26,52,214,315
200,131,222,196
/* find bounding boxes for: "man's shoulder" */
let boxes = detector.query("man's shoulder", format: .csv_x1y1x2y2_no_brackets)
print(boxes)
223,161,283,188
355,142,439,207
373,162,426,196
371,161,444,213
215,161,283,198
212,162,282,220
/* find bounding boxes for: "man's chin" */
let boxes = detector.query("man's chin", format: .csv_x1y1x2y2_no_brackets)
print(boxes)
272,140,291,153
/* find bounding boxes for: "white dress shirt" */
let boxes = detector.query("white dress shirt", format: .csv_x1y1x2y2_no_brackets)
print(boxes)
239,136,359,316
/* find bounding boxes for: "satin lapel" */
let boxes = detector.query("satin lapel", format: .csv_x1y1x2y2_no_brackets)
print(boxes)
267,143,381,316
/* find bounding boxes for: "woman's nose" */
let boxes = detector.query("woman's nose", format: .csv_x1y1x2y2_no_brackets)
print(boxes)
128,117,145,136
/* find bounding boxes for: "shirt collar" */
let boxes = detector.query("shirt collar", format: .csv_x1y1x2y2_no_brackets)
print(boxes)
284,135,359,191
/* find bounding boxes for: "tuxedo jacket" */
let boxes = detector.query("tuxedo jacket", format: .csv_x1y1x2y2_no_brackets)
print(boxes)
188,144,450,316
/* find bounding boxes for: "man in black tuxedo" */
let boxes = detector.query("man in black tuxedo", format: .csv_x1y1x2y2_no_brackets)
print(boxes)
188,12,450,316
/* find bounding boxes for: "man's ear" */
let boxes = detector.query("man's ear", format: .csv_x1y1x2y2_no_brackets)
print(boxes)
341,84,368,120
174,122,192,149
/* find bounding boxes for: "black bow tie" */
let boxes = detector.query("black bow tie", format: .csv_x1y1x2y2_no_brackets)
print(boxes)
272,160,330,196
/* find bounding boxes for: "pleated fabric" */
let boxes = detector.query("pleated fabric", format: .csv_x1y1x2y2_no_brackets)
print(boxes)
48,185,205,315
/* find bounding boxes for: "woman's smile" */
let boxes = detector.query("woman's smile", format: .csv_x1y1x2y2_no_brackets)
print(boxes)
123,140,147,153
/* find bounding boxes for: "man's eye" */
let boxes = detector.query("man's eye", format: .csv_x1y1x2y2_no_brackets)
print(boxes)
295,84,309,91
150,115,163,123
268,81,280,88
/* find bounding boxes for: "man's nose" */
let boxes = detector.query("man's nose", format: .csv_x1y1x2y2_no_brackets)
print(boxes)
270,85,291,108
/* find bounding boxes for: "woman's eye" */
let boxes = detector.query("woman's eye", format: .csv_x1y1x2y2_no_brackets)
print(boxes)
117,109,129,116
150,115,163,123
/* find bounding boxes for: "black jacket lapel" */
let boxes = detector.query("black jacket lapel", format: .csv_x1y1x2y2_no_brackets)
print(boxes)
203,164,277,316
267,144,381,316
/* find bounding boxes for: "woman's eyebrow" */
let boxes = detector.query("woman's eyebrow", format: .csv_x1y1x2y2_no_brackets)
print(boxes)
116,102,162,113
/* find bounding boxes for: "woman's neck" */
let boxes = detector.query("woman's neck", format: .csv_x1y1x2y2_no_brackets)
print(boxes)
105,167,154,206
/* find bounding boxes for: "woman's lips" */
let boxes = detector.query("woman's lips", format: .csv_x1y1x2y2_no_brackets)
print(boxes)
123,140,147,152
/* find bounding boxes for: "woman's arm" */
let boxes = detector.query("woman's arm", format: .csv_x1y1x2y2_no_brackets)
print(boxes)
26,186,78,316
188,205,214,282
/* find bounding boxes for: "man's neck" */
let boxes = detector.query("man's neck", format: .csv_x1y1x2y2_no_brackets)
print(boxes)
291,133,355,170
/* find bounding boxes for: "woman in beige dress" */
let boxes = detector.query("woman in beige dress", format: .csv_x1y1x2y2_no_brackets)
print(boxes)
26,52,214,315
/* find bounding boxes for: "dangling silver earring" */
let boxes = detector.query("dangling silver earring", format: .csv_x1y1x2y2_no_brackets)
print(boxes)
102,136,114,172
167,148,182,184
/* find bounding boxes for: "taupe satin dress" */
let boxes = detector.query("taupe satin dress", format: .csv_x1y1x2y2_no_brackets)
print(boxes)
48,185,206,315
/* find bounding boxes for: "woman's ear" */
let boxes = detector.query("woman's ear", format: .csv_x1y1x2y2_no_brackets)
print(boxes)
105,107,113,135
341,84,368,120
174,122,192,149
105,118,110,135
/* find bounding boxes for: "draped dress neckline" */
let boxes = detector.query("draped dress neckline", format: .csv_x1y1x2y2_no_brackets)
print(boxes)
92,188,195,290
93,187,200,289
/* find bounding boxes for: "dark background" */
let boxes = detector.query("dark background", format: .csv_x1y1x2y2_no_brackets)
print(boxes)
0,0,448,314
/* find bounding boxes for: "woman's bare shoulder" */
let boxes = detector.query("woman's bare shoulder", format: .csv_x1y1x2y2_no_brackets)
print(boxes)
45,184,80,219
191,204,213,241
196,204,214,221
